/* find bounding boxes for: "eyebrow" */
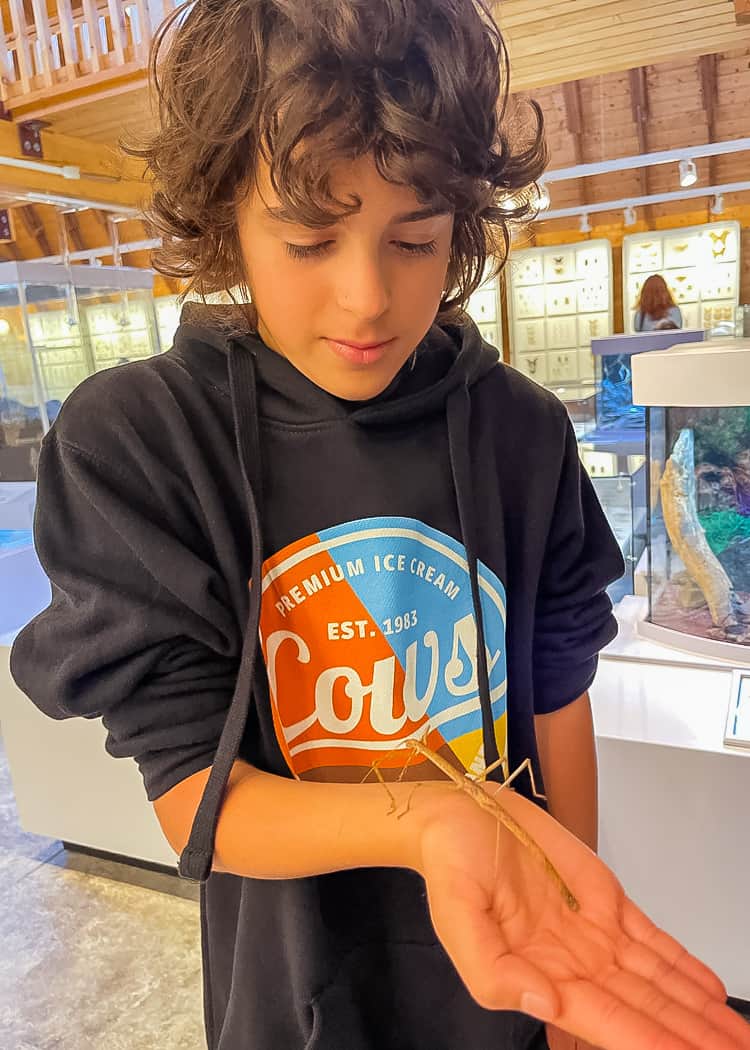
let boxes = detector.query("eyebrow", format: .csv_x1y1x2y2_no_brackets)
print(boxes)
391,205,450,224
263,203,450,226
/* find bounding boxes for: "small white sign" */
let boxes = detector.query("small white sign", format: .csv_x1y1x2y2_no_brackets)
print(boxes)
725,671,750,750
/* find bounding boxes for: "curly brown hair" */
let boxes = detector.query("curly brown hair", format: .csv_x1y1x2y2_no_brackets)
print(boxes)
126,0,547,328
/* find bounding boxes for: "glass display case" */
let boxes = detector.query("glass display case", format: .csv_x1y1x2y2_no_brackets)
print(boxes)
554,382,598,438
632,338,750,661
0,262,158,483
623,221,741,336
590,465,647,603
578,330,707,478
507,239,613,389
155,294,183,352
0,482,49,645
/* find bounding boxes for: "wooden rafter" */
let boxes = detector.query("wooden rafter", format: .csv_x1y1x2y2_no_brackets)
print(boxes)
17,204,53,256
628,66,653,225
561,80,589,210
63,211,86,253
0,240,23,262
92,209,111,230
699,54,718,186
0,122,146,211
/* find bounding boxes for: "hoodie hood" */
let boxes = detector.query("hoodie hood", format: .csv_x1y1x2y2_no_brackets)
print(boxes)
177,303,504,882
175,301,499,427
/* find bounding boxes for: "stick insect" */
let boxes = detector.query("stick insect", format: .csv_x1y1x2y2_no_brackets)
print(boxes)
365,731,579,912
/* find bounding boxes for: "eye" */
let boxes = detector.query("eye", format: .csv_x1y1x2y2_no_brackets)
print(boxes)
285,241,334,260
395,240,438,256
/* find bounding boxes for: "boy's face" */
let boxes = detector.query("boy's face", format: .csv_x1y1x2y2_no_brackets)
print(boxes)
237,155,454,401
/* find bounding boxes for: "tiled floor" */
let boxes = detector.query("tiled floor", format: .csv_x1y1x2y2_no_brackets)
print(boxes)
0,734,206,1050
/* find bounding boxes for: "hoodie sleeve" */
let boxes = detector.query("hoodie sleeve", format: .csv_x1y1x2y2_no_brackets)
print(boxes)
10,428,241,801
532,419,625,715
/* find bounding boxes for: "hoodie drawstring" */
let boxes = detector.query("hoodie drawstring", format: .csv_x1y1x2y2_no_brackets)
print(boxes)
446,385,502,776
178,345,265,881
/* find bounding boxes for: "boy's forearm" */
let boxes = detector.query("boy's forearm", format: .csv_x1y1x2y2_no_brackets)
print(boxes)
156,759,448,879
534,692,598,852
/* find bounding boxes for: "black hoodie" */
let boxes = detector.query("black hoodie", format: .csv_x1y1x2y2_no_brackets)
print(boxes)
11,305,624,1050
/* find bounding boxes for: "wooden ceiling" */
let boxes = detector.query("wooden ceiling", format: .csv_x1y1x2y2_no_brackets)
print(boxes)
23,84,154,146
526,46,750,227
2,10,749,267
15,0,750,144
496,0,750,90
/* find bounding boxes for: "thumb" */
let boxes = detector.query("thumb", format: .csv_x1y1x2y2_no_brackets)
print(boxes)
493,955,562,1022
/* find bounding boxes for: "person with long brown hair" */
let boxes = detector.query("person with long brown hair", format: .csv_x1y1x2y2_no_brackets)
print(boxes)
10,4,750,1050
635,274,683,331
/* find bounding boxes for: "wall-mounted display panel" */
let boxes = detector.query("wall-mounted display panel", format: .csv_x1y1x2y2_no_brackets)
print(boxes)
623,222,741,337
508,240,614,390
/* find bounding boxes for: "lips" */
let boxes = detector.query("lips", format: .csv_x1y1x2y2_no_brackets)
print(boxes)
325,337,394,365
330,339,390,350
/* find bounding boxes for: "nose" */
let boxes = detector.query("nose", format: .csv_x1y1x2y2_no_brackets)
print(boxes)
335,247,391,323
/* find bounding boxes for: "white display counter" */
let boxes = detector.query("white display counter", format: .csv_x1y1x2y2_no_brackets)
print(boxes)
1,636,748,997
0,645,175,866
591,640,750,1000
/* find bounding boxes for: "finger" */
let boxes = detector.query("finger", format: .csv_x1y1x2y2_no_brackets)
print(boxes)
604,969,750,1050
556,980,723,1050
545,1023,577,1050
616,935,750,1045
429,880,560,1017
622,898,727,1001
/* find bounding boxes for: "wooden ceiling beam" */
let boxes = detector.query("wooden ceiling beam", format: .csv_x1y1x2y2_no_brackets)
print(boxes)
0,122,146,211
63,211,86,254
561,80,589,209
0,239,23,262
627,67,654,224
699,54,719,184
16,205,53,257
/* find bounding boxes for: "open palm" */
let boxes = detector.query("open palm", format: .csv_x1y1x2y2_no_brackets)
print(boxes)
418,784,749,1050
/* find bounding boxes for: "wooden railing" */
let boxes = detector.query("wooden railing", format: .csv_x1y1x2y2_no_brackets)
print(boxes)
0,0,181,106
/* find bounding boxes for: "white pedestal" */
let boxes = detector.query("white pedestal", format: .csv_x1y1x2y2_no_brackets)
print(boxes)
0,646,176,867
592,651,750,1000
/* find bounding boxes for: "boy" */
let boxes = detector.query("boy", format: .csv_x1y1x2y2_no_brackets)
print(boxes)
11,2,748,1049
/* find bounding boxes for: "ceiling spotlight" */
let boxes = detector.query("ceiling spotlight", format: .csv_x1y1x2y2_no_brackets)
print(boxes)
624,205,637,227
679,158,698,188
579,212,592,233
535,181,551,211
710,193,724,215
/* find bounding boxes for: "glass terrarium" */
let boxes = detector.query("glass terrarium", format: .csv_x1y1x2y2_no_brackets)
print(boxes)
632,338,750,661
0,261,158,483
591,329,705,440
590,464,647,604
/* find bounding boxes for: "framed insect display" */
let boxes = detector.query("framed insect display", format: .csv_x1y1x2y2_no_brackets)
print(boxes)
622,221,740,334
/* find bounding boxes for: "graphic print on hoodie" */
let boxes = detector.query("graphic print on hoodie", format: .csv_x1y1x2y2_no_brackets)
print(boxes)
261,518,508,783
10,304,625,1050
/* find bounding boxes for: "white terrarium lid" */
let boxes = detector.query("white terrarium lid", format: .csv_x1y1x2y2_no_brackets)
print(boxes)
631,338,750,407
